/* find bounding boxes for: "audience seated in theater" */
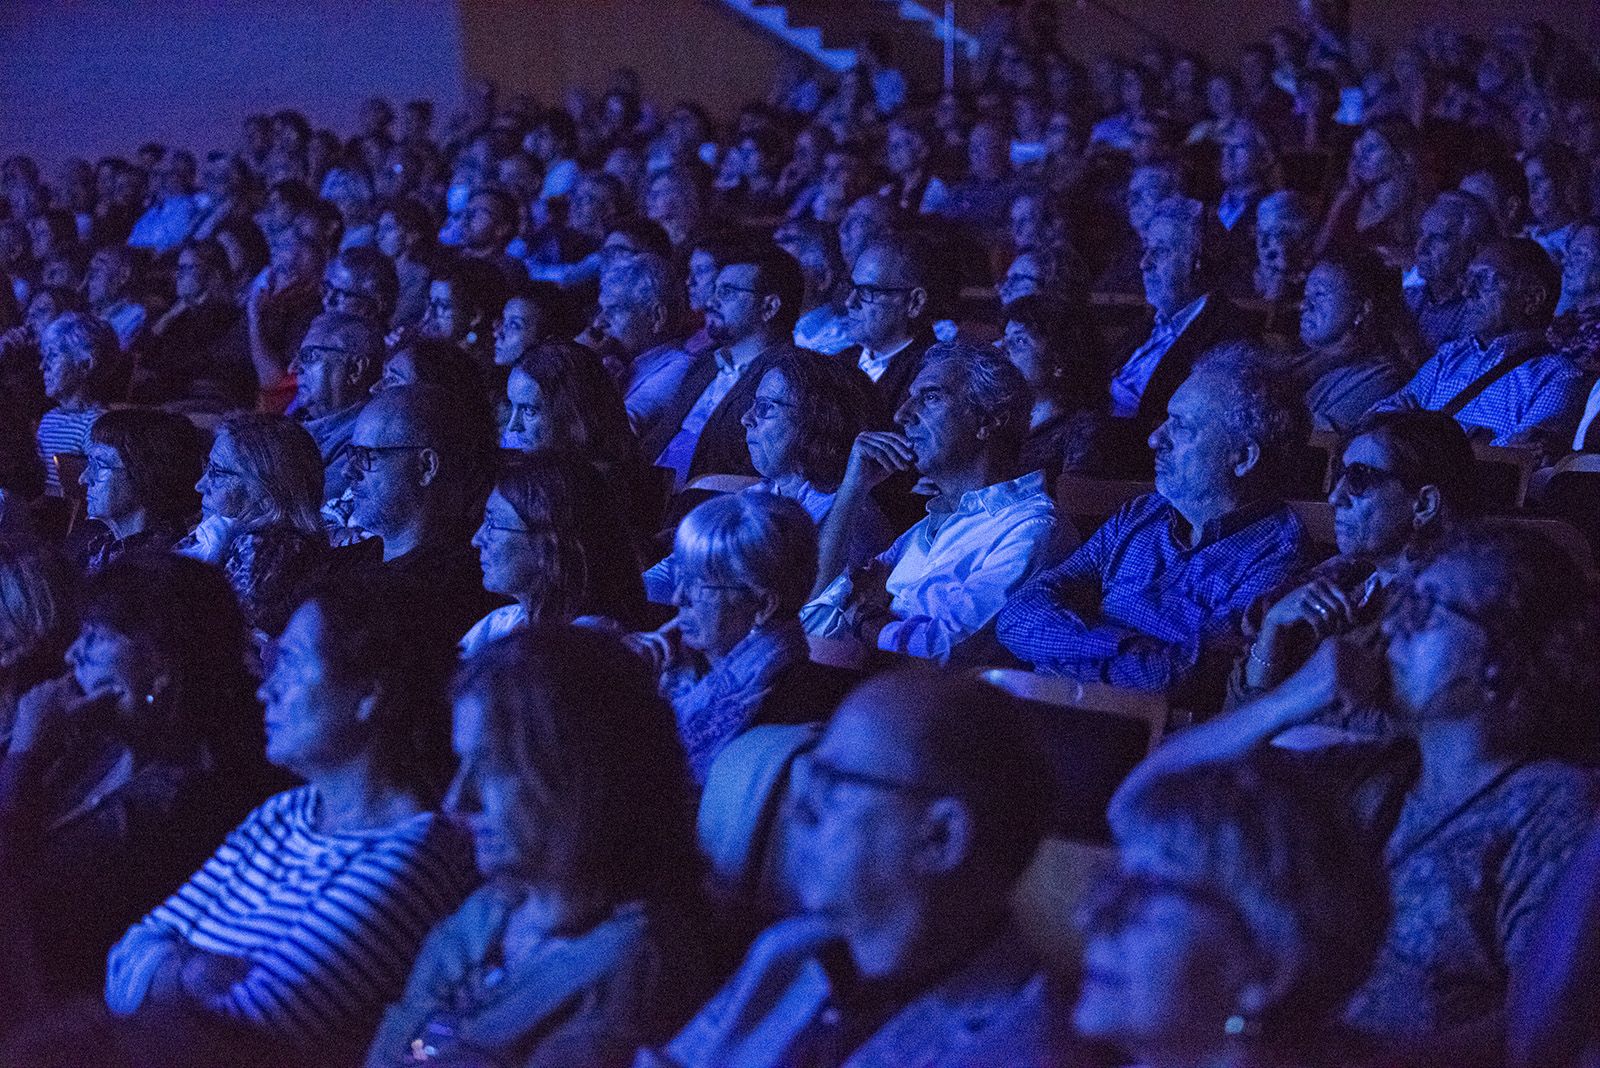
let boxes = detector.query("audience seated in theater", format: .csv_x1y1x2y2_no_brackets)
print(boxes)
644,346,886,603
375,198,438,330
1105,196,1255,440
1227,410,1477,723
419,256,506,368
840,233,938,416
641,242,804,491
2,554,270,998
140,238,241,405
1369,237,1586,455
998,356,1307,702
239,228,325,412
1,284,84,424
806,341,1060,665
0,539,73,740
104,578,476,1058
35,311,118,495
1313,118,1424,270
641,668,1061,1067
320,244,400,329
1078,761,1389,1068
586,252,696,435
347,383,503,648
287,310,383,500
632,492,852,784
1213,118,1280,290
1406,190,1496,353
464,451,646,654
489,283,549,374
1249,191,1317,316
999,295,1109,483
1123,521,1600,1061
774,218,852,356
83,245,148,352
373,335,483,395
72,408,208,574
368,625,708,1067
126,149,200,255
1293,248,1416,432
178,412,331,636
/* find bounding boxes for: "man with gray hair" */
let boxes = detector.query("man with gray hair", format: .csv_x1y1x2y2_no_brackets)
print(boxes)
1407,189,1496,352
804,341,1061,664
999,351,1308,704
287,310,383,499
1106,195,1254,437
588,251,694,434
1252,190,1317,304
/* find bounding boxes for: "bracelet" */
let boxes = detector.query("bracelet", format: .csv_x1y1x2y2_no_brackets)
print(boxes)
1247,642,1276,670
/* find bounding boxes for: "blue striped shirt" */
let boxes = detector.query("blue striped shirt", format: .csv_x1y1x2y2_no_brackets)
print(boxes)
1368,330,1591,446
137,787,475,1044
997,493,1305,692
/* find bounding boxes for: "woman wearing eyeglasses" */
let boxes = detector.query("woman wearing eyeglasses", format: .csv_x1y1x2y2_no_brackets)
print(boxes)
630,491,854,785
176,413,330,636
1118,520,1600,1060
73,408,208,574
1228,410,1477,732
463,451,646,655
1076,761,1388,1067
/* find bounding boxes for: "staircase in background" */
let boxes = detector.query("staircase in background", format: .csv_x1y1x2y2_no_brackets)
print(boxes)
716,0,978,87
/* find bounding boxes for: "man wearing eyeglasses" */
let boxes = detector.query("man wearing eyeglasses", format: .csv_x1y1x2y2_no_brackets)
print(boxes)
345,384,502,647
287,311,383,500
1369,238,1587,454
642,670,1064,1068
640,243,805,491
320,246,398,327
839,234,937,414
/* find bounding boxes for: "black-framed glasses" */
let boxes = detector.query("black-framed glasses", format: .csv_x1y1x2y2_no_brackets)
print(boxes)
322,281,373,309
348,444,427,473
675,578,752,603
793,751,938,803
479,517,532,536
84,453,126,479
848,282,913,306
1383,582,1490,636
202,461,246,482
1332,461,1403,498
1078,869,1252,938
746,395,795,421
712,282,760,302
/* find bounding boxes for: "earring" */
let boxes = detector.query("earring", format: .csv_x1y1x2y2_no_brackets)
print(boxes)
1224,1013,1262,1039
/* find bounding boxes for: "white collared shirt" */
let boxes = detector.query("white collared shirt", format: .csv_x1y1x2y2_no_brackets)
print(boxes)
801,470,1062,664
857,335,916,383
1108,294,1209,418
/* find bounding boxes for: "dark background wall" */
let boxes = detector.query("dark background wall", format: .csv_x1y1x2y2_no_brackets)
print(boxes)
3,0,1596,171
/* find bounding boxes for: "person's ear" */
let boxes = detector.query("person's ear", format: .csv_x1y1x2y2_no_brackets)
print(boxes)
906,285,928,321
1354,295,1374,329
354,685,382,725
1413,484,1442,528
649,300,668,336
346,353,373,388
759,292,783,325
752,587,781,629
1233,439,1262,479
915,796,974,876
415,447,441,488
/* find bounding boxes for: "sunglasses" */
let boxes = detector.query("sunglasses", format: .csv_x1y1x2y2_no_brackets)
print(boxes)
1333,461,1402,498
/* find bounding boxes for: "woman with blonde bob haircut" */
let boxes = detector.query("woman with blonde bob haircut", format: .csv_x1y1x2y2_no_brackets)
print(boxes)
177,412,329,634
632,492,854,784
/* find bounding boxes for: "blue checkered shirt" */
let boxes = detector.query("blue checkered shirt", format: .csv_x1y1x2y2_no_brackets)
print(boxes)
1368,330,1591,446
996,493,1305,692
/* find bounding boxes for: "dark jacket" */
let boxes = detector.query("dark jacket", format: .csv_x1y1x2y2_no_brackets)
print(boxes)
638,339,799,484
1105,293,1260,427
835,322,940,420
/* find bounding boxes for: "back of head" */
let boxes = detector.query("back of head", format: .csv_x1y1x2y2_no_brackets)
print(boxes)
1110,760,1389,1039
0,536,74,691
88,409,207,526
390,337,484,396
218,412,325,534
451,625,700,903
840,669,1053,888
1192,344,1311,488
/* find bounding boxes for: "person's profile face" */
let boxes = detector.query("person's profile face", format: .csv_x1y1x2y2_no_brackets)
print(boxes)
845,245,916,349
704,263,765,345
375,350,418,394
258,602,371,775
1299,261,1360,348
741,369,804,480
195,435,257,523
1148,374,1239,507
1139,217,1200,313
66,621,155,720
894,361,983,480
1380,556,1491,721
38,339,87,402
1000,320,1051,388
596,287,655,356
1561,226,1600,308
421,281,462,341
82,442,137,526
501,367,554,453
687,250,718,312
1329,433,1415,559
471,488,549,599
1000,252,1045,304
493,297,538,367
289,326,356,419
376,211,406,260
444,692,544,879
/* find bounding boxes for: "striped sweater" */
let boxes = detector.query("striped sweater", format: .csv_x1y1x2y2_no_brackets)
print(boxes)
137,786,476,1045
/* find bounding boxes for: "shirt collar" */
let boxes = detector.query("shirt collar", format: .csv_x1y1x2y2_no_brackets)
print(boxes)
716,339,784,377
1154,292,1209,335
926,470,1046,520
1163,494,1279,550
860,334,916,365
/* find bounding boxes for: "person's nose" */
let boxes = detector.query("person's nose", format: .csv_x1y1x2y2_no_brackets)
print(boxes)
894,396,915,427
1148,422,1169,452
741,405,757,429
78,465,92,489
442,763,478,817
1139,247,1157,272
